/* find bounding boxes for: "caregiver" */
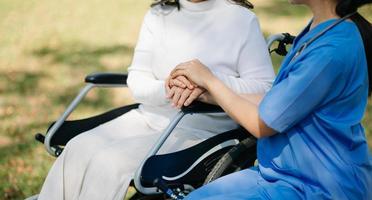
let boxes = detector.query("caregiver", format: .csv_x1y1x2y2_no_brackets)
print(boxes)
170,0,372,199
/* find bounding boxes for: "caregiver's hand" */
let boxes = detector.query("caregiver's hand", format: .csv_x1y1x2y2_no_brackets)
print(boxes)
170,59,215,88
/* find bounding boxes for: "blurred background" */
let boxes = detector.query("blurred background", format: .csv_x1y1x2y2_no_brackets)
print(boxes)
0,0,371,199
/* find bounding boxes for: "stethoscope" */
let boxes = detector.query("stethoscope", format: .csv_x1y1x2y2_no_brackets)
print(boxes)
290,12,356,63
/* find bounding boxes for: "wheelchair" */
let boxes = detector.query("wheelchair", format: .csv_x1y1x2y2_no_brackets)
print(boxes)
26,33,295,200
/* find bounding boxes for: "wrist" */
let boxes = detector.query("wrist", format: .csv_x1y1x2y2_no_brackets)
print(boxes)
205,75,219,91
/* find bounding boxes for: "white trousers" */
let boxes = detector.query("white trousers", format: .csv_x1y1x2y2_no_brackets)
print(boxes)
38,109,207,200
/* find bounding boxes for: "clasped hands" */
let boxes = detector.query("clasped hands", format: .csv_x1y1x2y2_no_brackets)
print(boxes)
165,75,204,109
165,59,214,109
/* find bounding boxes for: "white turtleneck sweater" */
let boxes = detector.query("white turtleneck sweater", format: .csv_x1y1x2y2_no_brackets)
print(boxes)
127,0,275,138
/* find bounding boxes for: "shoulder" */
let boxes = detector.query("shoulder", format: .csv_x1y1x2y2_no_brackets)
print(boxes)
294,37,362,86
141,5,178,30
309,22,364,68
323,21,364,55
335,22,365,68
217,0,258,24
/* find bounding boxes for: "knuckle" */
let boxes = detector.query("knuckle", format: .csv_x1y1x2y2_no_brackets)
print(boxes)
181,92,188,98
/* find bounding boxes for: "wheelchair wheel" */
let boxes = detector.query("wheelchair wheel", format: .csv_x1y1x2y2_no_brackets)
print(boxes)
203,137,257,185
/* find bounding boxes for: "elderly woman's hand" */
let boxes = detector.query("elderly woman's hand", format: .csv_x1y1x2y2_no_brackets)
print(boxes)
170,59,215,89
165,75,194,96
171,75,196,90
167,85,205,109
165,75,205,108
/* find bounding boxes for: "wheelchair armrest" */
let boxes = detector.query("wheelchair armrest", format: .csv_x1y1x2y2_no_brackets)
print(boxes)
181,101,224,114
85,72,128,85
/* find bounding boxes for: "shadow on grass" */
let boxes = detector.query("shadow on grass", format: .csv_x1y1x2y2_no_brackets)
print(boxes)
52,87,114,110
0,71,47,95
28,42,134,110
0,141,35,164
255,0,310,18
0,140,45,200
32,42,134,70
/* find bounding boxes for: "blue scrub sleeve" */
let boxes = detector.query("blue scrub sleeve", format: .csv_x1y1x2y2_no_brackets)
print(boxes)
259,46,344,133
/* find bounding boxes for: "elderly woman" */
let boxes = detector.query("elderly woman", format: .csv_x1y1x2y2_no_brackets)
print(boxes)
38,0,275,200
170,0,372,199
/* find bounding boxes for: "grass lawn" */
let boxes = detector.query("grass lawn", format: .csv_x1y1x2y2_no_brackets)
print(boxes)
0,0,371,199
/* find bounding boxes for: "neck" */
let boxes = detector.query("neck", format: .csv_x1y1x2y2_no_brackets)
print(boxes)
308,0,339,29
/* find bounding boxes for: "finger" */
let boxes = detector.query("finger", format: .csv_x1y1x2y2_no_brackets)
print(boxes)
177,89,192,109
172,78,186,88
166,85,171,97
177,76,194,89
171,69,188,79
172,87,184,107
169,78,174,87
167,86,177,99
184,88,204,106
170,64,187,76
169,79,177,88
184,91,199,107
165,77,172,94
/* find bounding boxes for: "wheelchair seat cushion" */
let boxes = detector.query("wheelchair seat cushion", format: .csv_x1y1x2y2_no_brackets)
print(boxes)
140,127,254,188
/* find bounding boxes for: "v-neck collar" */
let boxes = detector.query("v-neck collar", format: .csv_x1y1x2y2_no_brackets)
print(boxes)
292,18,340,50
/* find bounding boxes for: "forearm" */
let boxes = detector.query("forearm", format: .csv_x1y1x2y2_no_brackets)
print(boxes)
198,91,264,106
127,71,169,106
212,71,272,94
205,77,275,138
240,94,265,106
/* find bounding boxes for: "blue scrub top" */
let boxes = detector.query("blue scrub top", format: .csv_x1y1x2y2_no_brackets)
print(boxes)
259,19,372,199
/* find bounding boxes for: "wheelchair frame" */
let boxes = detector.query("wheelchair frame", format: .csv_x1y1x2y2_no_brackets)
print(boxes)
28,33,294,200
